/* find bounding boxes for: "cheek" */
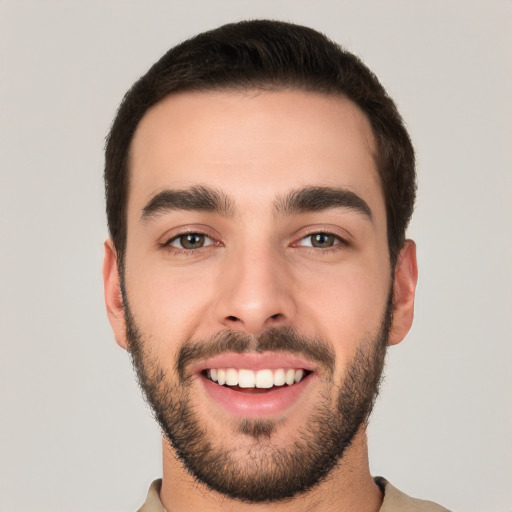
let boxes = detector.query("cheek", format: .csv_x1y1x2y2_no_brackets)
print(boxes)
124,258,217,350
294,259,390,356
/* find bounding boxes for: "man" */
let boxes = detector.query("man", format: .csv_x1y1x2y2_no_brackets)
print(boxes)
103,20,448,511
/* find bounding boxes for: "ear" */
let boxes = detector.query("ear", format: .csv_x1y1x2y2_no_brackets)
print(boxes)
103,239,128,350
388,240,418,346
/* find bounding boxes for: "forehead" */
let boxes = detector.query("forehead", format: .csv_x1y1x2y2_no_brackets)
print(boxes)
128,89,383,222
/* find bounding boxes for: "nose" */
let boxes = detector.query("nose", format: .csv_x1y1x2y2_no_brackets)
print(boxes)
213,243,296,334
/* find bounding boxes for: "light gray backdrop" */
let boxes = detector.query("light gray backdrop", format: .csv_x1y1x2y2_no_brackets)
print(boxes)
1,1,511,511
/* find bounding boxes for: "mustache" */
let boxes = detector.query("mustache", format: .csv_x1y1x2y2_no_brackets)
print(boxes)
176,326,335,382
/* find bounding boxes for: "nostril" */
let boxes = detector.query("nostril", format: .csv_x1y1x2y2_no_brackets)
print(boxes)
227,315,239,322
270,313,281,321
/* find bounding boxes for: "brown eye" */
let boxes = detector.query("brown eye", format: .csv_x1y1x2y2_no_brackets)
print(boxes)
298,233,343,249
170,233,212,250
310,233,336,248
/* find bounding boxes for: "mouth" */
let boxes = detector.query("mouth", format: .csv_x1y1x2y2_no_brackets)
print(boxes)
195,352,317,418
203,367,310,390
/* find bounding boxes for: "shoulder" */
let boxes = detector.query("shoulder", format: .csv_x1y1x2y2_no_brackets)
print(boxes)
376,477,452,512
137,477,451,512
137,479,166,512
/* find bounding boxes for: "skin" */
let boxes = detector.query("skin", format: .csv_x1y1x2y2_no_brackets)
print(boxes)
103,90,418,512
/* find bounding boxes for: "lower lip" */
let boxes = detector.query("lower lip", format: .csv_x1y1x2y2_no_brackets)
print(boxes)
200,374,314,418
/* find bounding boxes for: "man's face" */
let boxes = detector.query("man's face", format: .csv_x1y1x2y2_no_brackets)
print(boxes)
107,90,404,502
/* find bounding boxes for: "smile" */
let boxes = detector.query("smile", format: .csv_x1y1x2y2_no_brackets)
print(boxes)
205,368,307,388
195,352,317,418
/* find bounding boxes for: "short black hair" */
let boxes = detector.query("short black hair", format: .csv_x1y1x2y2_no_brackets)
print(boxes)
105,19,415,270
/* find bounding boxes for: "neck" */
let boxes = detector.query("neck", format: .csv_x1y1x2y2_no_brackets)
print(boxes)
159,428,382,512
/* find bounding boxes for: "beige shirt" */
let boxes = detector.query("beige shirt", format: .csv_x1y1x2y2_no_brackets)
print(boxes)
138,477,450,512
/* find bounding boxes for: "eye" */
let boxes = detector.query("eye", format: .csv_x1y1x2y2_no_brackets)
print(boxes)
168,233,214,250
298,233,343,249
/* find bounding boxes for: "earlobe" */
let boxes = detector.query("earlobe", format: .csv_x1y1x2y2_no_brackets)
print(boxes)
102,239,128,350
388,240,418,346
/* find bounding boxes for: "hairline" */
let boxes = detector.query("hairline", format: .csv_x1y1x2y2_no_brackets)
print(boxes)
116,72,404,277
122,84,384,245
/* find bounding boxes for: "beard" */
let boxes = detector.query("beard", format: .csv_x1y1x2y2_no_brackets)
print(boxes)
124,295,392,504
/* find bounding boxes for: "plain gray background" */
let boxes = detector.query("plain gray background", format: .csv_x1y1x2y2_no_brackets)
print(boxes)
1,1,511,511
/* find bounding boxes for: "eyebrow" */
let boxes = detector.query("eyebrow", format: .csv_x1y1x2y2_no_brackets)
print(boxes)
274,186,373,221
140,185,236,221
140,184,373,223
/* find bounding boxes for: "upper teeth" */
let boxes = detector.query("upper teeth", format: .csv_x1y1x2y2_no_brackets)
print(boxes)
208,368,305,388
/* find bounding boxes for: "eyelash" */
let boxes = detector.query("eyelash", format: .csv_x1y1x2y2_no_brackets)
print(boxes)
160,230,217,255
160,229,348,256
295,231,349,253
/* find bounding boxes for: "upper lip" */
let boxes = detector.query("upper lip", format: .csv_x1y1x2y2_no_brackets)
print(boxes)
192,351,318,374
